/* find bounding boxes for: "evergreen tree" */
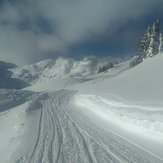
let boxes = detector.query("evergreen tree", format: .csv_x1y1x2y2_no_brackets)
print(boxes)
147,19,161,57
129,56,141,68
98,62,114,73
138,19,162,61
159,33,163,53
137,35,146,61
138,25,152,61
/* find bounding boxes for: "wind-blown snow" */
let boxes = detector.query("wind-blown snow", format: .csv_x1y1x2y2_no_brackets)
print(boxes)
75,94,163,140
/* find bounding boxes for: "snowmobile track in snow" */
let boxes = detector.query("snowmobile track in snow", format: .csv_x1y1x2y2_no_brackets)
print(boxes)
16,90,163,163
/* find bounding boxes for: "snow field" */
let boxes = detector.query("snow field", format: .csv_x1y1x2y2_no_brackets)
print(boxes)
74,94,163,141
16,90,163,163
1,53,163,162
0,102,29,163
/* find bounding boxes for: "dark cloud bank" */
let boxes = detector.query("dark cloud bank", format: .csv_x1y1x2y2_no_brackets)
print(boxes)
0,0,162,65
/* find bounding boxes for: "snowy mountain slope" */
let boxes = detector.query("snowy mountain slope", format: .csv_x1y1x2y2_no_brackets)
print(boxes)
0,89,34,112
24,59,129,92
10,56,119,85
0,89,36,162
1,90,162,163
0,61,29,89
74,53,163,105
71,53,163,157
1,54,163,163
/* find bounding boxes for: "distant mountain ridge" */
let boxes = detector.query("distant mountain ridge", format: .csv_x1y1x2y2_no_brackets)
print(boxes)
0,61,29,89
10,56,120,85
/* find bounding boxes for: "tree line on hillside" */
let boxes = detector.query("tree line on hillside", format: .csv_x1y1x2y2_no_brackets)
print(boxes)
130,19,163,67
98,19,163,72
98,62,114,73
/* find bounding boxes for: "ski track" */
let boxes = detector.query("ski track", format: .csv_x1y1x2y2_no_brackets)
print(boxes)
16,90,163,163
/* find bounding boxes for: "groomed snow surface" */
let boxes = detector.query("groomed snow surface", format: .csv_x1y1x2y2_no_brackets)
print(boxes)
1,54,163,163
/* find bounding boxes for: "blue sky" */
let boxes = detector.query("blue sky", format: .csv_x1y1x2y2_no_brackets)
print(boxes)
0,0,162,64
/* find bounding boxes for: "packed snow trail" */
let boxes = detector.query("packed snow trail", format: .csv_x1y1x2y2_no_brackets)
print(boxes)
15,90,162,163
75,94,163,139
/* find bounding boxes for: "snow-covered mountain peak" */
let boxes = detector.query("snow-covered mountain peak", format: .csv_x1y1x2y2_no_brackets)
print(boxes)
10,56,119,85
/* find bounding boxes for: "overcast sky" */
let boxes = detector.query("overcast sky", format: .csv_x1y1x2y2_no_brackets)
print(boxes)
0,0,163,65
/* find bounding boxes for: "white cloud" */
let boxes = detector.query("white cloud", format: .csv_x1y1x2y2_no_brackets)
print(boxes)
0,0,162,64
